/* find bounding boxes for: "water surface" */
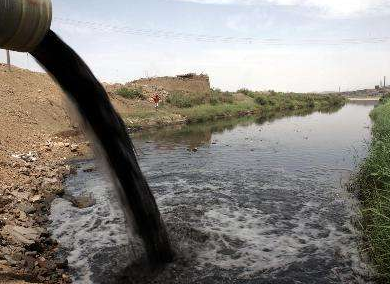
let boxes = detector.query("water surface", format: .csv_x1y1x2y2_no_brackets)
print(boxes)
49,102,376,283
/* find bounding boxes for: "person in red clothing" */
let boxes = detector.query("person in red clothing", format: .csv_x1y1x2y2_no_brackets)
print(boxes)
153,94,160,111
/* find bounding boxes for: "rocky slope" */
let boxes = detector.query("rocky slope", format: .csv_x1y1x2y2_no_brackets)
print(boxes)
0,64,92,284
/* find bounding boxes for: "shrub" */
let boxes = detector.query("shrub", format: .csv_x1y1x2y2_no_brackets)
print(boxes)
255,95,268,106
167,90,234,108
167,92,208,108
255,94,277,106
252,92,345,110
210,89,234,105
302,96,316,108
237,88,256,98
115,87,144,100
379,92,390,104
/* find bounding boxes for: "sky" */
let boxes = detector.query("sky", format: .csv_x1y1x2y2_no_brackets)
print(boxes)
1,0,390,92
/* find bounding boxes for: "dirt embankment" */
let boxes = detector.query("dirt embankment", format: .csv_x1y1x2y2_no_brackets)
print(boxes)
131,73,210,94
0,64,92,284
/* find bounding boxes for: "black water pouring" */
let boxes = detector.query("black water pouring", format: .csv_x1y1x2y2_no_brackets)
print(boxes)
0,0,174,265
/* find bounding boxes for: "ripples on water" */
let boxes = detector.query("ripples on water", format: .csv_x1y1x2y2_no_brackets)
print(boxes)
49,102,377,283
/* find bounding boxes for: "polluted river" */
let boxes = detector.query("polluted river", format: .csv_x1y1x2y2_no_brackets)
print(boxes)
49,100,377,284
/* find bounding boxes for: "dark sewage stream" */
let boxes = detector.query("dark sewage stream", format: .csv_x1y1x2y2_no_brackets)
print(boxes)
49,101,377,284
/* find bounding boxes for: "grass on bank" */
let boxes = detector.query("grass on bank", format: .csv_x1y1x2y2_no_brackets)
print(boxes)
166,89,234,108
239,89,344,109
166,89,345,122
353,95,390,281
179,100,256,123
115,87,145,100
121,89,346,128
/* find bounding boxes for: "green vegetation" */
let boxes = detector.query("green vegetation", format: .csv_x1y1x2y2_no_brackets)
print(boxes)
115,87,145,100
353,96,390,281
237,88,277,98
179,101,256,123
210,89,234,105
166,91,208,108
238,90,344,109
166,89,234,108
237,88,257,98
165,91,344,124
256,93,344,109
122,88,346,129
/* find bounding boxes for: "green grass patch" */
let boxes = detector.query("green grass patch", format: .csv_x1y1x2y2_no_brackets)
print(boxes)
177,93,345,124
210,88,234,105
115,87,145,100
237,88,259,98
123,106,182,129
252,92,345,110
166,91,207,108
237,89,345,110
166,89,234,108
353,96,390,281
178,101,257,123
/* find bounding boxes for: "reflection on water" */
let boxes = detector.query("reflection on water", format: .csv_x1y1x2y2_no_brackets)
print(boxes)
132,105,343,150
50,102,377,284
348,99,380,107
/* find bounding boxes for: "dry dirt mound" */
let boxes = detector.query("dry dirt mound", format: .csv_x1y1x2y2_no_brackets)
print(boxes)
0,64,147,164
0,64,76,183
0,64,90,283
103,73,211,104
132,74,210,94
0,64,72,149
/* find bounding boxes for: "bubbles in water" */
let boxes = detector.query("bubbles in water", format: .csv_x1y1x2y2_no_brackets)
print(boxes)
49,162,143,284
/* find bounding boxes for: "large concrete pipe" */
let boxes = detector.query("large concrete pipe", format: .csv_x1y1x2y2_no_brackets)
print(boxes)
0,0,52,52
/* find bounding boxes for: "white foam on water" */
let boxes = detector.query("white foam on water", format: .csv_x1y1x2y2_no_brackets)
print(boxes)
48,103,377,283
170,196,372,280
49,168,136,284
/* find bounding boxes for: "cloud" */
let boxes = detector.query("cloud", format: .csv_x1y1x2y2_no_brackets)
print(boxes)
303,0,387,16
173,0,390,17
